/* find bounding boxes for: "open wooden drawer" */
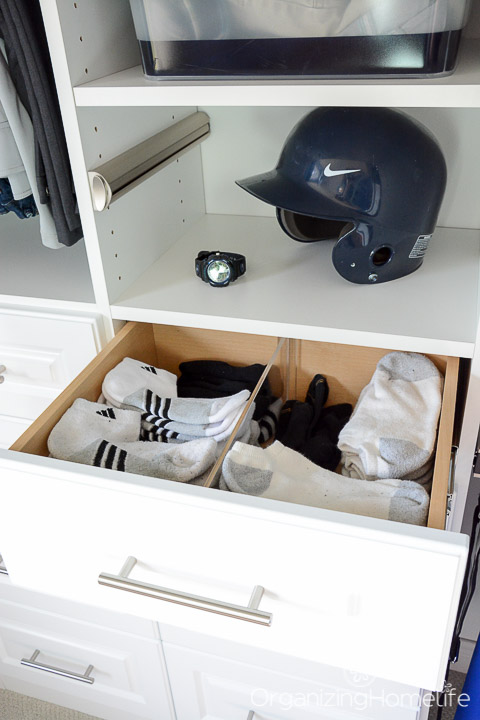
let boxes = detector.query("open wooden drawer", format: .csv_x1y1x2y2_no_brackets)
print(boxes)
0,322,468,691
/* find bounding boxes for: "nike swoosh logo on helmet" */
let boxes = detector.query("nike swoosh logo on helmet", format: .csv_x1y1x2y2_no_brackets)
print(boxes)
324,163,361,177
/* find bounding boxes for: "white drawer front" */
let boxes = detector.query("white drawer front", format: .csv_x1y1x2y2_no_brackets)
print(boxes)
164,643,421,720
0,416,31,449
0,454,468,692
0,590,172,720
0,308,101,423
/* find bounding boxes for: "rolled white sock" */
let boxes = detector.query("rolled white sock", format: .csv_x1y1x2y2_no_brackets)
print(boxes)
221,441,430,526
338,352,443,481
48,399,216,482
102,357,178,410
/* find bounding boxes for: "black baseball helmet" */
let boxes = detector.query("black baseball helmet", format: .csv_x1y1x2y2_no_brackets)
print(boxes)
236,107,447,284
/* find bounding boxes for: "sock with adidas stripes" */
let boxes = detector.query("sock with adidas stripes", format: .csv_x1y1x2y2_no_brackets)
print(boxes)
102,357,178,410
49,399,143,454
258,397,282,444
137,389,250,435
48,398,217,482
142,394,254,443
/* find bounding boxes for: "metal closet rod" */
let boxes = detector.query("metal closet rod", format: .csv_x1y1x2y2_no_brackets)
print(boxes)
88,111,210,211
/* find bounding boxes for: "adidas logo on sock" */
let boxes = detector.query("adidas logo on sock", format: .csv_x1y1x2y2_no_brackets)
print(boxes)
141,365,157,374
96,408,116,419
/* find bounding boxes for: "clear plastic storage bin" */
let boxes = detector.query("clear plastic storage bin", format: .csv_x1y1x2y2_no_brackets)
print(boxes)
129,0,472,79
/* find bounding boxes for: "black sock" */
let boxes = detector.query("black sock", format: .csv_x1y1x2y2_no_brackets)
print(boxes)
276,400,313,451
177,360,274,420
302,403,353,470
305,374,329,438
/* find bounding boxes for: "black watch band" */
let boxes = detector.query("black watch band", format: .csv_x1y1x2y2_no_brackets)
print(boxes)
195,250,246,285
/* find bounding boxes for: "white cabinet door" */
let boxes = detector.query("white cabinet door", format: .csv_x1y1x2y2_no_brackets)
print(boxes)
0,579,173,720
163,642,421,720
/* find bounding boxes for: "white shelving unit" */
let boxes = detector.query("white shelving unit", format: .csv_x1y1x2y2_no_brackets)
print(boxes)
110,216,480,357
35,0,480,536
74,38,480,108
0,1,478,716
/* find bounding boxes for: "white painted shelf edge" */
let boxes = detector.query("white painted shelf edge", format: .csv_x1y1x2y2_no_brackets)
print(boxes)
109,215,479,356
0,296,99,313
73,39,480,108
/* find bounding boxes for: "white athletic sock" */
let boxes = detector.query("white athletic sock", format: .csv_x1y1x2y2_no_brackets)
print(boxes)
48,399,216,483
188,418,261,486
102,357,178,410
139,390,250,441
338,352,443,482
143,400,256,443
221,441,430,526
48,399,143,455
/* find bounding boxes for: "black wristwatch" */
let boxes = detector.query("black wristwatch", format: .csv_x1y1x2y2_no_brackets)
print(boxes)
195,250,246,287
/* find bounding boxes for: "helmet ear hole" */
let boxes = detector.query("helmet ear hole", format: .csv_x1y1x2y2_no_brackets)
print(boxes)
276,208,354,243
371,246,393,266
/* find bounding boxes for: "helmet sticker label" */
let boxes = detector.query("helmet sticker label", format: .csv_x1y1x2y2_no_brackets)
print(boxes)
409,234,432,259
324,163,361,177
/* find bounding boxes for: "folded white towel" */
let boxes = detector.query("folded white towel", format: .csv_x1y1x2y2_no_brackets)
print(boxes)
338,352,443,483
221,441,430,526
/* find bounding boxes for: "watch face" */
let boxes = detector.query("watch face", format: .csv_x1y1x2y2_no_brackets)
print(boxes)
207,258,231,285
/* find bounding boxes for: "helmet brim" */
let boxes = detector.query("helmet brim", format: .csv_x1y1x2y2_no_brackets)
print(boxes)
236,169,349,221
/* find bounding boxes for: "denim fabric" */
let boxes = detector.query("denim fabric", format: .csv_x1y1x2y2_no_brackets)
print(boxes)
0,177,37,218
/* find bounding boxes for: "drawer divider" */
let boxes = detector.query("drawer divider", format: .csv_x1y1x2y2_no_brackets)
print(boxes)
203,337,286,489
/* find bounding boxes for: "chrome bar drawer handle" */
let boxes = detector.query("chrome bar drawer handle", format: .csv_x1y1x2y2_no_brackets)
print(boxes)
0,554,8,575
21,650,95,684
247,712,256,720
98,556,272,627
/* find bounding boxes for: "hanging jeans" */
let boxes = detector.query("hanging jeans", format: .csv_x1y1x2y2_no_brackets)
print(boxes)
0,177,37,218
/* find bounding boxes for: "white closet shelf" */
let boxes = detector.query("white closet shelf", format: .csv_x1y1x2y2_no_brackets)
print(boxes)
0,216,95,306
110,214,479,357
74,39,480,109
